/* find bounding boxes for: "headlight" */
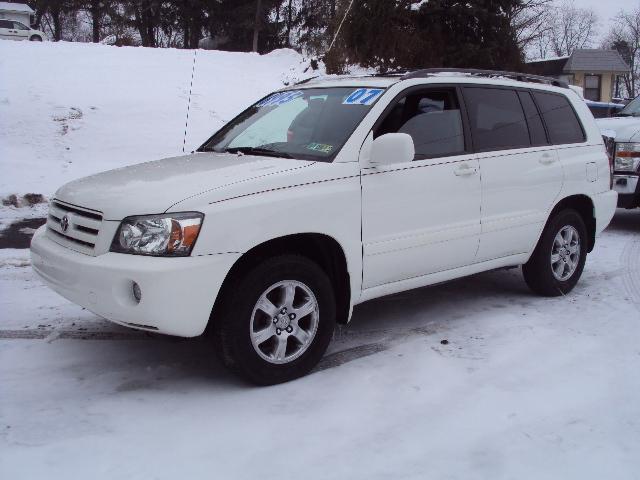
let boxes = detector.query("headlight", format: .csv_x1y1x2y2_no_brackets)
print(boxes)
111,212,203,256
614,142,640,173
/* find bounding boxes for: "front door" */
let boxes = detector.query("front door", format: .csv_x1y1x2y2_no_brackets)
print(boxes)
361,87,481,289
12,21,31,40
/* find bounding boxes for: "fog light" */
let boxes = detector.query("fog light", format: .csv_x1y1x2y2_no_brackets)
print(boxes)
132,282,142,303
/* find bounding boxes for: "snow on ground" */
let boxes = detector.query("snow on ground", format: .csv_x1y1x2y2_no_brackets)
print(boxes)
1,40,640,478
0,40,320,201
1,210,639,479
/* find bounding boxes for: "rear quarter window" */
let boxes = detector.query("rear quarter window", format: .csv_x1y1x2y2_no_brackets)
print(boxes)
532,92,585,145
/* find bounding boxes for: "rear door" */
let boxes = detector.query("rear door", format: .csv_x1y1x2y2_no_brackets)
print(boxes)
462,86,563,261
361,86,481,289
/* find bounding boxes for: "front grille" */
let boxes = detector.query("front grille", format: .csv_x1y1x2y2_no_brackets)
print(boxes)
46,200,103,255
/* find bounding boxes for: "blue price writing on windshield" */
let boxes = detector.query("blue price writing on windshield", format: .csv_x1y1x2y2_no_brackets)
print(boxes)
343,88,384,105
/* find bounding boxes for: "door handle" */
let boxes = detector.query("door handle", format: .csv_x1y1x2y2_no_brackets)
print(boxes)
454,164,478,176
539,153,556,165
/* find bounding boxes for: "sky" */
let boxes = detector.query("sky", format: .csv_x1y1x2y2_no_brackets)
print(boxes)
578,0,639,38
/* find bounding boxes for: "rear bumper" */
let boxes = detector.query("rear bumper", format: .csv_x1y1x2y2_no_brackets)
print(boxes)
30,226,240,337
613,175,639,209
593,189,618,236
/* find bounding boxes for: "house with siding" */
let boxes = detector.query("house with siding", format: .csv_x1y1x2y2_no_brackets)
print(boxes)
527,49,630,102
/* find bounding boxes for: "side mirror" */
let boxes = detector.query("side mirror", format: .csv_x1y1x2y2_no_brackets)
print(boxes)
370,133,415,166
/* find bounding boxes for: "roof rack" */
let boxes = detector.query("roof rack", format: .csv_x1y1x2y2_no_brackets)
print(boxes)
401,68,569,88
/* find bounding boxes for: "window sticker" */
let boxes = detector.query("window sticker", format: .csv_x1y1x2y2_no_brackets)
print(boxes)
343,88,384,106
256,90,304,107
306,143,334,154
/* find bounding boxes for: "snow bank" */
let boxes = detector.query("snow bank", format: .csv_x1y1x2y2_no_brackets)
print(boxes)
0,41,320,198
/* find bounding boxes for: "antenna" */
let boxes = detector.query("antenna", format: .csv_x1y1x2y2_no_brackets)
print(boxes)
182,49,198,153
325,0,355,55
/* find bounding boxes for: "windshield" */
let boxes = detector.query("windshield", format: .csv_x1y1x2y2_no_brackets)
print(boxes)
618,96,640,117
199,87,386,161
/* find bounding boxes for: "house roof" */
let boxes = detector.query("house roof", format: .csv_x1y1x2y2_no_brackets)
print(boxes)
563,49,630,73
527,49,630,76
526,57,569,77
0,2,33,14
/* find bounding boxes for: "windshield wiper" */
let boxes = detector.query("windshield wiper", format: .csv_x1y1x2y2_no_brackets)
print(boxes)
225,147,293,159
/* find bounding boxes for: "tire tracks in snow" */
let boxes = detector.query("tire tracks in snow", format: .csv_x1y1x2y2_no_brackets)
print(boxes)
0,324,447,372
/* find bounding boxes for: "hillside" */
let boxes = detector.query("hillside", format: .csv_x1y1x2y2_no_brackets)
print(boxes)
0,41,319,200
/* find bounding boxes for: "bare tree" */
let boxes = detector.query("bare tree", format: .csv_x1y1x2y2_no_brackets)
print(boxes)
546,0,598,57
507,0,553,58
603,6,640,98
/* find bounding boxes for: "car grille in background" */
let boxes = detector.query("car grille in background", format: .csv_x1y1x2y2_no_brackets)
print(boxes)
46,200,103,255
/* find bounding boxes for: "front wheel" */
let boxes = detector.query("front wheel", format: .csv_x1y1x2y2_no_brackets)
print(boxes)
29,35,42,41
522,209,588,296
212,255,336,385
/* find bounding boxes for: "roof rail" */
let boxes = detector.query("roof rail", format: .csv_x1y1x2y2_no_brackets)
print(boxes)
401,68,569,88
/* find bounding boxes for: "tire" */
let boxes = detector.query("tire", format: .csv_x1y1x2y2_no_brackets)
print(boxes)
212,254,336,385
522,209,588,297
29,35,42,41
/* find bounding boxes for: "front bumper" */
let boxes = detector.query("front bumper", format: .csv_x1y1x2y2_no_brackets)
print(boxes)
613,175,640,209
30,226,240,337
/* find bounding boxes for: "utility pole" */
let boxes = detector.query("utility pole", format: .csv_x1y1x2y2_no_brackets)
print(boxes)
252,0,262,52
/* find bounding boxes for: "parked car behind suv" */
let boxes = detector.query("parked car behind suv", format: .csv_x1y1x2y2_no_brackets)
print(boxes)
585,100,625,118
0,19,44,41
596,95,640,209
31,69,617,384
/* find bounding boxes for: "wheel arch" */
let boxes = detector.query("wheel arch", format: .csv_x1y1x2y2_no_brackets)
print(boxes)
548,194,596,252
207,232,352,332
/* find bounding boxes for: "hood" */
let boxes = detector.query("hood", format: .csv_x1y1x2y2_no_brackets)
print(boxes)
595,117,640,142
54,152,316,220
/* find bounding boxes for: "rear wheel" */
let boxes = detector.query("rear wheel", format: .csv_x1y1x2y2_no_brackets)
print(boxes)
212,255,335,385
522,209,587,296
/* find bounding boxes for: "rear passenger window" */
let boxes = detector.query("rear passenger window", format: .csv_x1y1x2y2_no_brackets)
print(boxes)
532,92,585,144
463,88,530,151
518,91,548,146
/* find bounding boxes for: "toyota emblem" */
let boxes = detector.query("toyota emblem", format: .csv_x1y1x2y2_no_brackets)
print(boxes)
60,215,69,233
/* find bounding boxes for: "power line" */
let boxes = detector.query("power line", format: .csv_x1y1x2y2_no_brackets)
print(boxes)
183,49,198,154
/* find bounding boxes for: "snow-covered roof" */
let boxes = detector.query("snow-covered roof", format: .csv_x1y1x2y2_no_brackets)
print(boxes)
0,2,33,14
527,56,569,63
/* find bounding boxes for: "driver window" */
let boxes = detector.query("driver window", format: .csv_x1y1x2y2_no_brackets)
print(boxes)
374,89,466,159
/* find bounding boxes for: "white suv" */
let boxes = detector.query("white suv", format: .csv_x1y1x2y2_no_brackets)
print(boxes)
31,69,617,384
0,19,45,41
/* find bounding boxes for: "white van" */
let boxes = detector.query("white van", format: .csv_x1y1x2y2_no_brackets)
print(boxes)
0,19,44,41
31,69,617,384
